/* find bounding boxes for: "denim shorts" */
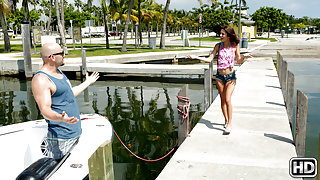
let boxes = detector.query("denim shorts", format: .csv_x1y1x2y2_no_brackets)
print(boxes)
215,71,236,84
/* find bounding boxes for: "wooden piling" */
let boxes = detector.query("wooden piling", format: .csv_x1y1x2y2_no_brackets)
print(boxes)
204,69,212,111
286,71,294,126
281,60,288,104
276,51,280,74
278,53,283,83
21,20,32,79
318,133,320,180
203,61,214,110
294,90,308,157
81,50,87,77
177,84,188,147
88,140,114,180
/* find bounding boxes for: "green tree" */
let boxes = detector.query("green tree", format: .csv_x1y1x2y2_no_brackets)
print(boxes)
200,3,233,35
252,7,287,38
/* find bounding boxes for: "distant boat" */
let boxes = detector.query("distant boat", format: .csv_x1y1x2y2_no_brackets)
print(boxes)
0,114,113,180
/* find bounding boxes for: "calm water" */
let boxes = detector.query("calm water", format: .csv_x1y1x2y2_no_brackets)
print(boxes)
0,76,210,179
287,59,320,164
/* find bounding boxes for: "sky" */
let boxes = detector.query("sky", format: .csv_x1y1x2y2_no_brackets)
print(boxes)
154,0,320,18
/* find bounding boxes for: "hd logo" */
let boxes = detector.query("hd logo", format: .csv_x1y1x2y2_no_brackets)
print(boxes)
289,158,317,178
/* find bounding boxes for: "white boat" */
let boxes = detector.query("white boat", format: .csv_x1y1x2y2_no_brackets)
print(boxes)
0,114,113,180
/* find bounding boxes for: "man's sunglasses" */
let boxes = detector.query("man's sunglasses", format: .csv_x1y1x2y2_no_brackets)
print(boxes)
52,51,65,56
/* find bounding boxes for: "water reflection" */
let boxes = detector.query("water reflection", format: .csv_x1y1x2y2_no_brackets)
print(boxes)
0,76,207,179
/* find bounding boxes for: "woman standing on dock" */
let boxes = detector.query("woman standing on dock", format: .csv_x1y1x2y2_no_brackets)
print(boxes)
187,25,251,134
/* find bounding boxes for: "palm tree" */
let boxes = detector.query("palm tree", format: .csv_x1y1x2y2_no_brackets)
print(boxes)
74,0,82,11
22,0,31,23
0,0,11,52
121,0,134,52
159,0,170,49
55,0,67,53
30,0,39,25
197,0,217,6
39,0,52,34
101,0,111,48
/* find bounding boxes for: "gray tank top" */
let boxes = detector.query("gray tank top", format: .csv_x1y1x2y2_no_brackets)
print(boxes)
34,69,82,139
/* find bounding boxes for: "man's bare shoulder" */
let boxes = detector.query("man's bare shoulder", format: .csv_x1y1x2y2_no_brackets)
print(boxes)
32,73,52,90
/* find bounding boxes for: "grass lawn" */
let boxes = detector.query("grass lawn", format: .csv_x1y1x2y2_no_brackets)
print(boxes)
251,37,277,42
0,43,195,58
59,47,194,58
174,36,221,42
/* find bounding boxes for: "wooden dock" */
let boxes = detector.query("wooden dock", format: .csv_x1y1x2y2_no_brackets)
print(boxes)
61,63,211,75
157,57,297,179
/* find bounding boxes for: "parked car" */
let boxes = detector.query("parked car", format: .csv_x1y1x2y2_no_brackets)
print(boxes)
108,31,121,36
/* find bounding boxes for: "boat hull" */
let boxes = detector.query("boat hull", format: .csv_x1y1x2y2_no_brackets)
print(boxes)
0,114,113,180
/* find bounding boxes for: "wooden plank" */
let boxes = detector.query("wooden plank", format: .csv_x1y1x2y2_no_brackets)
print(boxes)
294,90,308,157
60,63,211,75
177,84,189,147
286,71,294,126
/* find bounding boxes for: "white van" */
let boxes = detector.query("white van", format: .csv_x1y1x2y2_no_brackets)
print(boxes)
0,29,15,38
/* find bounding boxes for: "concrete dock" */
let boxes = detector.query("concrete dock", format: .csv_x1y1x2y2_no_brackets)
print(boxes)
157,57,297,179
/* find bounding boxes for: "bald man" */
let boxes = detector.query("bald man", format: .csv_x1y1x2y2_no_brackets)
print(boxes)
32,43,99,159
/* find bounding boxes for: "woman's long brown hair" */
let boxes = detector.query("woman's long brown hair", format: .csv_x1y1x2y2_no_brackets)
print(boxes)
221,25,240,46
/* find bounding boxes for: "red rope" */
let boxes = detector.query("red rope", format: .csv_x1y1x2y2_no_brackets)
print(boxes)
82,116,176,162
176,96,191,135
113,130,176,162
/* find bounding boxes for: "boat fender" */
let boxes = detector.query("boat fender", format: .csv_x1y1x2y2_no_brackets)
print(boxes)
16,157,58,180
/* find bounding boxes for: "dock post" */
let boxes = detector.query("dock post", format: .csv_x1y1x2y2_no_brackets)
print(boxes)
278,53,283,83
173,55,178,64
177,84,189,147
286,71,294,127
204,61,213,110
204,69,212,111
21,19,32,79
281,60,288,104
294,90,308,157
318,134,320,180
276,51,280,74
81,50,87,77
88,140,114,180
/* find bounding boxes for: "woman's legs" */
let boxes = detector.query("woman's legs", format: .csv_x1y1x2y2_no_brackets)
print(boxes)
224,80,236,129
216,79,228,126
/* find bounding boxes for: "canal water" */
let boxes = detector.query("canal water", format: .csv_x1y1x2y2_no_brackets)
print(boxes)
0,76,215,179
287,59,320,171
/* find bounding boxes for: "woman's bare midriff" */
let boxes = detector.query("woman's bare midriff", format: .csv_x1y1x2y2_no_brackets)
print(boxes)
218,67,233,75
